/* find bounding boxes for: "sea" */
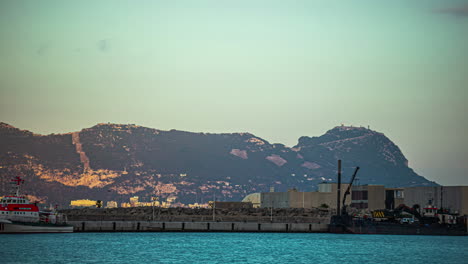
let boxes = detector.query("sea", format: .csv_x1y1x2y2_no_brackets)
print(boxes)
1,233,467,264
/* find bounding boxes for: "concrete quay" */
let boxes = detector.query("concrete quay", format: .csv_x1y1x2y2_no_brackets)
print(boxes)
69,221,329,233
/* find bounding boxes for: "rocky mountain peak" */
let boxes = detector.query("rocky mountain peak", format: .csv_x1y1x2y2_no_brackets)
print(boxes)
0,122,437,206
297,126,408,168
0,122,33,137
0,122,15,129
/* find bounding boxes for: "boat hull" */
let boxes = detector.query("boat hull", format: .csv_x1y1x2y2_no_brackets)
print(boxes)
329,220,466,236
0,222,73,233
346,223,466,236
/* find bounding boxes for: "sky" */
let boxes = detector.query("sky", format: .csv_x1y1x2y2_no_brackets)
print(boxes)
1,0,467,185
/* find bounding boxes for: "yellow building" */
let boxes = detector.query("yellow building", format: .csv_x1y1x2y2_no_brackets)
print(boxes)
129,196,139,206
70,199,97,208
121,202,131,208
167,195,177,203
106,201,118,208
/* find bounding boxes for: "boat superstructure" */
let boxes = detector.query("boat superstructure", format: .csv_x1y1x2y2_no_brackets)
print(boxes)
0,176,73,233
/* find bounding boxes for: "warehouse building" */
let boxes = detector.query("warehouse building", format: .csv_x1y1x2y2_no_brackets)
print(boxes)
403,186,468,215
253,183,467,216
260,182,350,209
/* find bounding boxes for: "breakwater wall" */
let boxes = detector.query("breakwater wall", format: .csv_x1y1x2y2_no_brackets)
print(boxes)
69,221,329,233
61,207,331,223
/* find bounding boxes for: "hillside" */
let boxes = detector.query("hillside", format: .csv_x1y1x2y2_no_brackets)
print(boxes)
0,122,437,206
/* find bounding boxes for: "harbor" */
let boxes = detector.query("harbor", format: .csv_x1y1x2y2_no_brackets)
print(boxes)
70,221,328,233
62,206,330,233
61,206,466,235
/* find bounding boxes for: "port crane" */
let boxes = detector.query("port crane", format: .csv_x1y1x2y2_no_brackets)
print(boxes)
330,160,359,229
341,166,360,216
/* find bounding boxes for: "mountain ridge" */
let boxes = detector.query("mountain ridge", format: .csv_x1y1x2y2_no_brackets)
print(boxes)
0,122,437,206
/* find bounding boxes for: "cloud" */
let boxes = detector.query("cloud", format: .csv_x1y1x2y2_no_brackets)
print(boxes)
97,39,111,52
435,4,468,17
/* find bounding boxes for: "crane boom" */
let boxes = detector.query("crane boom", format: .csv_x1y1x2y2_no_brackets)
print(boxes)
341,166,360,215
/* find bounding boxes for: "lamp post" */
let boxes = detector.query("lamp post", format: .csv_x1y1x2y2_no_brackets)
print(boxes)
152,197,155,221
270,198,273,222
212,193,216,222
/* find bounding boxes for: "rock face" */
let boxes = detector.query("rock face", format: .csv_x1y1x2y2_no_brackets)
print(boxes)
0,122,436,206
295,126,430,187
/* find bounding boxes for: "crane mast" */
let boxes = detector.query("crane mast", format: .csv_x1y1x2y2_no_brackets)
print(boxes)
341,166,360,216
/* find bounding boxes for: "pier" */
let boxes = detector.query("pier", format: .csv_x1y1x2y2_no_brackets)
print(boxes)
69,221,328,233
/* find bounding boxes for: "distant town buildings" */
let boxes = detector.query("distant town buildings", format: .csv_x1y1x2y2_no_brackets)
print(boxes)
70,199,98,208
106,201,118,208
129,196,139,207
68,184,467,216
69,194,209,209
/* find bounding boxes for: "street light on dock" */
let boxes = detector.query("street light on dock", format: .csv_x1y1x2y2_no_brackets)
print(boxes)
212,193,216,222
152,197,156,221
270,204,273,222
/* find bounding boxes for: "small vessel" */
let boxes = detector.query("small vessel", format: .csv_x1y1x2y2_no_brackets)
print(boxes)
0,176,73,233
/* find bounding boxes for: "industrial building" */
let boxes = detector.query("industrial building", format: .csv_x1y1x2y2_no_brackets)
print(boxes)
350,185,385,210
403,186,468,215
260,183,350,209
241,193,261,208
252,183,468,216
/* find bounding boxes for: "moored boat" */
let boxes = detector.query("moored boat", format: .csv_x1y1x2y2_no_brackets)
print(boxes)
0,176,73,233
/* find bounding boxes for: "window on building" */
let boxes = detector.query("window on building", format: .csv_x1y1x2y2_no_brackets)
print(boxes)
352,191,368,200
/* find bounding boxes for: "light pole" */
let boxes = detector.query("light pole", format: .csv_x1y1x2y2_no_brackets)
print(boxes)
157,191,161,220
270,199,273,222
152,197,155,221
212,193,216,222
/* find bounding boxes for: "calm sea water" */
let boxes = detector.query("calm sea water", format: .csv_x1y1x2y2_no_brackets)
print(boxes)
1,233,467,264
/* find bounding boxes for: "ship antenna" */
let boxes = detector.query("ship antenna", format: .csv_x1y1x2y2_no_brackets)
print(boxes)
11,176,25,196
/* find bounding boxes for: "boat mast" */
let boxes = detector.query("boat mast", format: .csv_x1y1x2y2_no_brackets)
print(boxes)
337,160,341,216
11,176,24,196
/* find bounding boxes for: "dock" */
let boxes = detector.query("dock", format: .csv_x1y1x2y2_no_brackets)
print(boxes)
69,221,328,233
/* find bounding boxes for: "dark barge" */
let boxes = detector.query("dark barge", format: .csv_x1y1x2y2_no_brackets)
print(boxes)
328,160,467,236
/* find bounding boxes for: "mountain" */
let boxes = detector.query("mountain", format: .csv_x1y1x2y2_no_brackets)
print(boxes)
0,122,437,206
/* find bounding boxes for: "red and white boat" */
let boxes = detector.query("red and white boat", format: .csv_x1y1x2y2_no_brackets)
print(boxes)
0,176,73,233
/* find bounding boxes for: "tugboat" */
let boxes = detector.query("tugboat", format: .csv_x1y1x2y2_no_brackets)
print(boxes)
0,176,73,233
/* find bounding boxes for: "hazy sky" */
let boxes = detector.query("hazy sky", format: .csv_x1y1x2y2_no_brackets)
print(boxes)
1,0,467,185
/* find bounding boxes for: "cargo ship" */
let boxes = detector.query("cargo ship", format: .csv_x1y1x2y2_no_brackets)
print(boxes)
0,176,73,233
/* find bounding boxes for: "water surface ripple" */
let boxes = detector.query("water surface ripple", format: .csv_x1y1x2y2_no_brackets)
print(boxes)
1,233,467,263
